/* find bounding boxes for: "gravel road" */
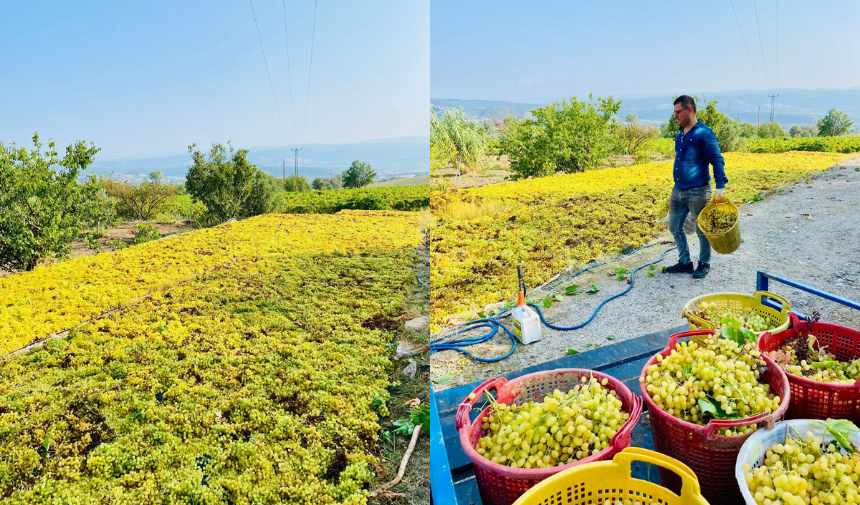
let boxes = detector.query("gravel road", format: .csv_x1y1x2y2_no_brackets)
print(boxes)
431,156,860,390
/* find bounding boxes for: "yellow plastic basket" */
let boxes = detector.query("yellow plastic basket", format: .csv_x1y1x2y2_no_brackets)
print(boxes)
682,290,791,346
511,448,709,505
697,199,741,254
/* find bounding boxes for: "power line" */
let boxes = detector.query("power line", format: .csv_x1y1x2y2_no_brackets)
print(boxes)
728,0,764,90
301,0,319,146
752,0,771,89
249,0,289,144
776,0,779,92
282,0,297,141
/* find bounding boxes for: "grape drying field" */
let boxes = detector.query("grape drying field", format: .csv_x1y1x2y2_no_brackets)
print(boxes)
0,212,421,504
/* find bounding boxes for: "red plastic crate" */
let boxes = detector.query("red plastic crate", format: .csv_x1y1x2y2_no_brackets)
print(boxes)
639,329,790,505
758,312,860,421
455,369,643,505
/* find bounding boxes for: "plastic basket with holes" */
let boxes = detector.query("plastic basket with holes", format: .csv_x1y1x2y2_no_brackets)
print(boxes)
639,329,790,505
456,369,643,505
759,312,860,422
682,290,791,346
697,198,741,254
511,447,710,505
735,419,860,505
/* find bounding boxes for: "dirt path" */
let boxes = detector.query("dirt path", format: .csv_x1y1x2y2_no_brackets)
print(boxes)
431,156,860,390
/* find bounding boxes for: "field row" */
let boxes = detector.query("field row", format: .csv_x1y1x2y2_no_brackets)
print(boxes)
277,185,432,214
0,212,420,354
428,151,854,324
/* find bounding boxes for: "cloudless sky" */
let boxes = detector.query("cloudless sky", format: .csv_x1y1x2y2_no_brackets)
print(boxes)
432,0,860,103
1,1,429,158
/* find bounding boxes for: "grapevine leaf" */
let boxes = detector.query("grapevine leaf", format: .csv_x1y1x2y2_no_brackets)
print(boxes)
477,311,487,319
587,284,600,294
566,348,579,355
646,271,655,277
543,298,552,308
410,405,431,434
649,264,657,270
565,285,580,295
661,266,667,273
698,398,718,417
127,410,143,420
683,365,692,376
393,419,415,436
811,356,838,369
606,335,616,341
824,419,860,453
432,375,454,385
617,274,626,281
550,293,563,301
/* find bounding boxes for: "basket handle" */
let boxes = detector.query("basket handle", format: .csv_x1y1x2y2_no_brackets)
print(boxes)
454,377,508,430
754,290,790,315
666,329,715,349
703,410,778,440
610,395,643,451
681,308,716,330
613,447,702,498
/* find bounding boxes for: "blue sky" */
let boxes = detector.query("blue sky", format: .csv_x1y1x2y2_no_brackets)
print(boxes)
1,1,429,158
432,0,860,103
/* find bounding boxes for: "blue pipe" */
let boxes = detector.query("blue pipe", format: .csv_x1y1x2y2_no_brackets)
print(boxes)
428,244,677,362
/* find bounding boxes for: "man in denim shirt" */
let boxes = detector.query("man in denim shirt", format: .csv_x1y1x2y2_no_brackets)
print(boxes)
665,95,728,279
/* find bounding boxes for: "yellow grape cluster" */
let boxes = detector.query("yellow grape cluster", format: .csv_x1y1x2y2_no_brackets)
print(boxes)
0,213,422,504
641,338,780,436
699,205,737,233
698,301,775,332
476,377,629,469
743,431,860,505
0,211,420,354
776,337,860,384
429,151,853,327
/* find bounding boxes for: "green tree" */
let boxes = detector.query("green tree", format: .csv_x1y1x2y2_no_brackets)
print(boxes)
244,171,282,216
758,122,787,138
341,160,376,188
430,108,487,175
739,122,758,138
0,133,112,272
500,94,621,179
101,173,176,221
284,174,311,192
311,177,333,190
185,142,257,224
789,125,803,138
616,113,659,155
817,109,853,137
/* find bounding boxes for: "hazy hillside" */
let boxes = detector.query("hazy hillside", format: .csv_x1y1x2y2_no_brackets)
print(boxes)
432,87,860,127
89,136,430,183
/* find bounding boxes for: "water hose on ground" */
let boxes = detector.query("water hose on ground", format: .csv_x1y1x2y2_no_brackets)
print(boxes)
428,242,677,362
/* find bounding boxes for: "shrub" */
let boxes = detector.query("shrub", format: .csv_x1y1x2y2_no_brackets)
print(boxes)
131,224,161,245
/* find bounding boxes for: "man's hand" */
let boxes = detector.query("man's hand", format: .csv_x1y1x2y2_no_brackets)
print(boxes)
715,187,727,203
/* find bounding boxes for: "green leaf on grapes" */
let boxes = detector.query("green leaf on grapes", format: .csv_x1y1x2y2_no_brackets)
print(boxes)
811,356,839,369
567,348,579,355
698,398,718,417
824,419,860,453
683,365,692,376
127,410,143,420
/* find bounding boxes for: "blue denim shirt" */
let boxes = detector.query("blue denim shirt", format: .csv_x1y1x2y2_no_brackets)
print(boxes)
673,120,728,190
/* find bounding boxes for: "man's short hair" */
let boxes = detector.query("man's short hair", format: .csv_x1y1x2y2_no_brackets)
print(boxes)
674,95,696,113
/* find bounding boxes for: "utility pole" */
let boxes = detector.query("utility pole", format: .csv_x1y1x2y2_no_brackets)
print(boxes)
767,94,779,123
329,168,333,180
757,106,761,128
282,159,286,185
290,148,302,177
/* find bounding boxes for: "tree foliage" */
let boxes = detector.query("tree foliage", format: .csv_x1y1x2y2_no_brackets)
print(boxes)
817,109,853,137
244,171,282,216
499,94,621,179
789,125,803,138
341,160,376,188
616,113,659,155
284,174,311,192
101,171,176,221
758,121,787,138
430,108,487,175
0,133,115,272
185,142,257,225
311,177,333,191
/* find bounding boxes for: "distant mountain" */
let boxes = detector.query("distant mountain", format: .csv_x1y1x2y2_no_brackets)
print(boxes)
89,137,429,183
432,88,860,127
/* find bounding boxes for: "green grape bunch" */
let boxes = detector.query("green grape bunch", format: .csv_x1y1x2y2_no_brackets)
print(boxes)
697,301,776,332
476,376,630,469
700,205,737,233
743,421,860,505
642,338,781,436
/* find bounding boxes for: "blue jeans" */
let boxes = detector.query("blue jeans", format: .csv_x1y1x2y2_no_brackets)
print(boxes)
669,185,711,265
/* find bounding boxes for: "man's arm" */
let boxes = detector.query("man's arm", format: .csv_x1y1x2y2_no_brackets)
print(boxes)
702,128,728,190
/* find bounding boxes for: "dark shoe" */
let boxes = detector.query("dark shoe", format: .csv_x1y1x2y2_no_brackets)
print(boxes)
665,261,694,274
692,262,710,279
